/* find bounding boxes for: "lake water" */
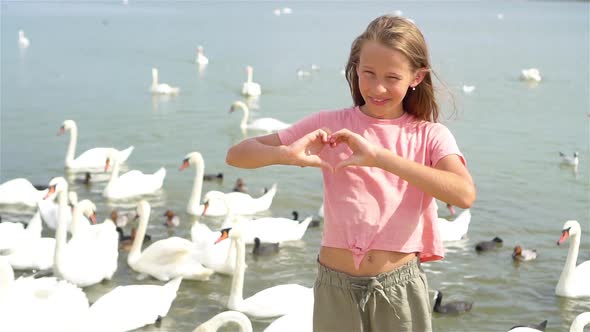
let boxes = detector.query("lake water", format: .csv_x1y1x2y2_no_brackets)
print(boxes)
1,1,589,331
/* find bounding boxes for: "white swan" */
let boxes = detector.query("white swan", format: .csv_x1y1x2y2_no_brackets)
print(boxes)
18,30,29,48
0,257,89,332
180,151,277,216
86,277,182,332
59,119,134,171
103,149,166,200
48,177,117,287
217,226,313,318
196,45,209,65
4,211,56,271
520,68,541,82
556,220,590,298
230,100,290,132
462,85,475,93
559,152,579,167
436,209,471,242
208,191,312,244
150,67,179,95
241,65,261,97
0,178,47,207
570,312,590,332
192,220,237,276
127,200,214,281
193,311,253,332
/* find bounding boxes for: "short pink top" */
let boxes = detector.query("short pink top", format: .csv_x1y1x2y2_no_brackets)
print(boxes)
278,106,465,269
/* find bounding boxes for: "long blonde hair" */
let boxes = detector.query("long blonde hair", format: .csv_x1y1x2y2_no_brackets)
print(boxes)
345,15,439,122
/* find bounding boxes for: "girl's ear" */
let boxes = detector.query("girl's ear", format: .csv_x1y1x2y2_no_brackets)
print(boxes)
411,68,427,87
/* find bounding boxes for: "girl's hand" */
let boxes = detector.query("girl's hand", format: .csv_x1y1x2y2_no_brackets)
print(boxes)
287,128,333,171
329,129,381,170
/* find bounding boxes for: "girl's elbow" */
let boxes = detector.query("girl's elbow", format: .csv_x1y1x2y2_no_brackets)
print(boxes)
458,185,477,208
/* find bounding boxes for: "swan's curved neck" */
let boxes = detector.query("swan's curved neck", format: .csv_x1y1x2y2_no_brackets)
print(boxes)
105,156,121,192
152,71,158,87
229,235,246,308
247,69,253,83
70,205,86,236
188,159,204,213
236,103,249,129
571,312,590,332
560,232,580,284
53,186,69,278
128,209,149,264
65,125,78,166
201,311,252,332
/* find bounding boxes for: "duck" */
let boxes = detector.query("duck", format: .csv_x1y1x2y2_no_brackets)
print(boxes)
520,68,542,82
556,220,590,298
18,30,30,48
195,45,209,65
508,319,547,331
127,200,214,281
475,237,503,252
229,100,290,132
181,151,277,216
0,178,48,207
103,149,166,200
432,290,473,314
0,257,89,332
58,120,134,172
150,67,179,95
570,312,590,332
109,210,129,228
559,152,579,167
512,245,537,262
193,311,252,332
233,178,248,193
203,172,223,181
436,209,471,242
163,210,180,227
85,277,182,332
241,66,261,97
215,227,314,318
46,177,118,287
117,226,151,252
253,237,279,256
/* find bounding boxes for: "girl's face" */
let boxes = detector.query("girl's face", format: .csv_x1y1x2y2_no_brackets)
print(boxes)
356,40,418,119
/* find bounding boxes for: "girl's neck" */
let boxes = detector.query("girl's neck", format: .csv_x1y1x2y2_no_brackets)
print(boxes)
359,104,405,120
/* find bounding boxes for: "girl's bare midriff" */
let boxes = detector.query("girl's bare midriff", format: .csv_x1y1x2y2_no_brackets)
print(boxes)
319,246,417,277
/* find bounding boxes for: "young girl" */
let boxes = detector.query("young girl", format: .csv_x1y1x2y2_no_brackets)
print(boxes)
226,14,475,332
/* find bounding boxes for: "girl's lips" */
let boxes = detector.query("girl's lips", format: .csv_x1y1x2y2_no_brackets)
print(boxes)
368,97,389,106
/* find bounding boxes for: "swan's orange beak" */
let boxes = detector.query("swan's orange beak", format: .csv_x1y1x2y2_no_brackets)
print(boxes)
57,126,65,136
89,213,97,225
179,159,189,171
214,228,231,244
557,227,571,245
104,158,111,172
43,185,56,200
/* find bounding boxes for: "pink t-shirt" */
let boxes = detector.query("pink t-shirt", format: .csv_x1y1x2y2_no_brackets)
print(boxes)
278,106,465,269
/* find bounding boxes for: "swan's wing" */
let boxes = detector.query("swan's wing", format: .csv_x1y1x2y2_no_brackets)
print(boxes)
243,285,313,317
576,260,590,276
139,237,194,265
74,147,112,167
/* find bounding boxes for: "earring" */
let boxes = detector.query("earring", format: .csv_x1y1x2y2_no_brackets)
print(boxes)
411,86,416,91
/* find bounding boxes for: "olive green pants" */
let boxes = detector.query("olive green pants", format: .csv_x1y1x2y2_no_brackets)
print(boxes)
313,257,432,332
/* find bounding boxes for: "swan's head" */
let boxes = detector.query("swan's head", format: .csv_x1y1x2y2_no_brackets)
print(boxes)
104,148,120,171
246,65,253,74
214,226,243,244
557,220,581,245
152,67,158,77
229,100,248,114
179,152,204,171
45,177,68,199
18,30,24,38
76,199,97,224
201,191,229,216
58,120,76,135
197,45,204,53
135,200,151,222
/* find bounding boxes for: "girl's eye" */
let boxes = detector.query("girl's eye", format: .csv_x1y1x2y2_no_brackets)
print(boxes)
363,71,374,76
387,76,401,80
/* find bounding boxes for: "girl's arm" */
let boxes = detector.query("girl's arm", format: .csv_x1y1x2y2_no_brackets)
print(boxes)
226,129,333,170
329,129,476,208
